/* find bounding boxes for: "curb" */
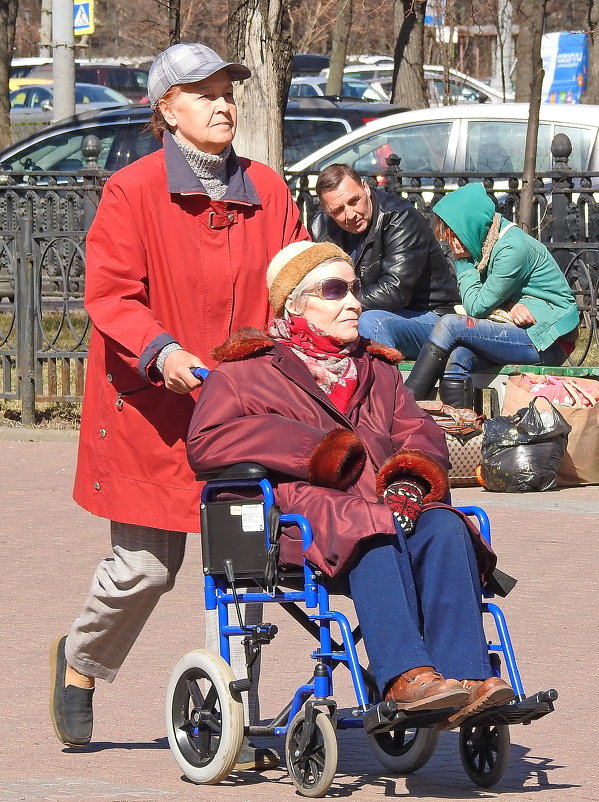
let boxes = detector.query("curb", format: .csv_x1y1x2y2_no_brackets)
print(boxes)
0,425,79,442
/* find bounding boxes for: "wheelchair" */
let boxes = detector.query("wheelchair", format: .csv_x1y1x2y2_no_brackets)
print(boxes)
166,461,557,797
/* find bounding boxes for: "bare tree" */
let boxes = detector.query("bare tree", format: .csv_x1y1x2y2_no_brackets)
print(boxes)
513,0,538,101
0,0,18,149
518,0,548,233
326,0,353,95
391,0,428,109
228,0,292,174
168,0,180,44
581,0,599,103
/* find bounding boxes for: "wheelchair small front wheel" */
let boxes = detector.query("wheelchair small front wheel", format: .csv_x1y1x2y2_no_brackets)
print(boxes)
459,723,510,787
285,709,338,798
166,649,244,784
366,726,439,773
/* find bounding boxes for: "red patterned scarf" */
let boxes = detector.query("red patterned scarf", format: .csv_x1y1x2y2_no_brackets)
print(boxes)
269,316,358,413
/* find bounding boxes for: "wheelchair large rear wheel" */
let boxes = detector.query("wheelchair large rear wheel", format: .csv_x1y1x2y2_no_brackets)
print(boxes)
285,709,338,798
459,722,510,787
166,649,244,784
366,725,439,773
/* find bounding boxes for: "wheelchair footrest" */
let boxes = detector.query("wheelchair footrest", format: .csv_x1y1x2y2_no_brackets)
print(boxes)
465,688,558,728
363,700,461,734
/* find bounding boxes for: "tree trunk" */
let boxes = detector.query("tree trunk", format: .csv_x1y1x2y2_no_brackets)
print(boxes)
228,0,292,174
518,0,547,233
490,0,513,100
0,0,18,149
581,0,599,103
391,0,428,109
168,0,180,45
40,0,52,56
326,0,353,96
513,0,536,102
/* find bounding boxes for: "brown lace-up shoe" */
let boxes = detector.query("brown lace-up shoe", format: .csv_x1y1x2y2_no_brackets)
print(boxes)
384,666,470,711
445,677,514,728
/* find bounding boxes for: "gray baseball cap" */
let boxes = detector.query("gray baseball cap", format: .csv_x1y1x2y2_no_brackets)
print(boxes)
147,42,251,108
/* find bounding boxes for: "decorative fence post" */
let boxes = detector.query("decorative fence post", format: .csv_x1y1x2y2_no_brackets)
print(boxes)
15,210,35,426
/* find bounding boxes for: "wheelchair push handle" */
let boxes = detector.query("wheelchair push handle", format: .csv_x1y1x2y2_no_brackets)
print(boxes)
191,366,209,382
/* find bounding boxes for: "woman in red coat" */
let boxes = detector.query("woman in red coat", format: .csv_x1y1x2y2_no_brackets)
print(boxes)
187,241,514,723
50,43,308,755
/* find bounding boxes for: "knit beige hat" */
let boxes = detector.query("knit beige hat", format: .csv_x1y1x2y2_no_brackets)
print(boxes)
266,241,354,317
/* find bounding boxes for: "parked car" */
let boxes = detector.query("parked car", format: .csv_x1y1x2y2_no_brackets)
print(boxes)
287,102,599,180
339,64,513,105
29,62,149,102
10,83,131,124
10,57,53,78
289,76,389,103
292,53,330,77
0,97,405,173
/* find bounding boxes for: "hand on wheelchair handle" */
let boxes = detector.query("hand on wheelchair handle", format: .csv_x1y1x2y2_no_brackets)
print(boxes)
191,366,209,382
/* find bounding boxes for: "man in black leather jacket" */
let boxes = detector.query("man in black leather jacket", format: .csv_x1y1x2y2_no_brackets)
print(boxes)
309,164,460,358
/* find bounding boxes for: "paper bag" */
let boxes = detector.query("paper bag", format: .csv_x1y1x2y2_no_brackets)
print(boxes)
502,374,599,485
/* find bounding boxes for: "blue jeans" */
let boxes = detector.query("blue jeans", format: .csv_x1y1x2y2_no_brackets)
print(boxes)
347,508,491,694
358,309,441,360
428,314,567,381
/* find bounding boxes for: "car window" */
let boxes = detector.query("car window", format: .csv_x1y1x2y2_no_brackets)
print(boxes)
114,124,161,170
554,125,594,170
75,67,98,84
318,122,452,174
26,87,53,108
284,118,352,164
466,121,551,173
1,126,123,170
432,79,482,104
9,89,28,108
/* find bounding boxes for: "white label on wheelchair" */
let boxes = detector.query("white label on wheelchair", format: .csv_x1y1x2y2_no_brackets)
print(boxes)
229,504,265,532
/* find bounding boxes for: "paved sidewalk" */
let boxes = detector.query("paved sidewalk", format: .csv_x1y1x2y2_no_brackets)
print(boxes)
1,433,598,801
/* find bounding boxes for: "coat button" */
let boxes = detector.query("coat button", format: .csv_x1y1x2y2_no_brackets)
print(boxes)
106,373,113,382
93,482,101,491
99,428,107,438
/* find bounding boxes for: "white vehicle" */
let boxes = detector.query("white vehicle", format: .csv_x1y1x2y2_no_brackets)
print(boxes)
287,102,599,180
289,76,389,103
339,64,513,105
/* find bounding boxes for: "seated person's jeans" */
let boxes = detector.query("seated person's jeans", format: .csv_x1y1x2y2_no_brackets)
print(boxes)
427,314,567,380
358,309,441,360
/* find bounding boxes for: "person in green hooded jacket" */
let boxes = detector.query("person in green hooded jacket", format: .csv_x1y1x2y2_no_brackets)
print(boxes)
404,182,579,407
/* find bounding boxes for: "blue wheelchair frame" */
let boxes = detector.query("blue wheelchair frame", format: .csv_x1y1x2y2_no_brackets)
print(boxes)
201,472,531,738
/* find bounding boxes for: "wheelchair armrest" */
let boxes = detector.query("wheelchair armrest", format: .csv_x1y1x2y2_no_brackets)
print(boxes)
195,461,268,482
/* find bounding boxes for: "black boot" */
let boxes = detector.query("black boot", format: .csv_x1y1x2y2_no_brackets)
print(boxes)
439,377,474,410
404,343,451,400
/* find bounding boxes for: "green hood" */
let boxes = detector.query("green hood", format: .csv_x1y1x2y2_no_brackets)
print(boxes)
432,183,496,262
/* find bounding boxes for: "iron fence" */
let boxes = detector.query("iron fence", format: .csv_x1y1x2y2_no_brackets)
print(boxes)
0,168,106,423
1,143,598,423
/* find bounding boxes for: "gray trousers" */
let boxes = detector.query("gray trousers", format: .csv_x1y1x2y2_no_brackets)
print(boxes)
65,521,261,722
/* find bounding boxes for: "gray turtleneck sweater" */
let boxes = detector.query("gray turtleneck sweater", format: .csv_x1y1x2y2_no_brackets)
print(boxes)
173,137,231,201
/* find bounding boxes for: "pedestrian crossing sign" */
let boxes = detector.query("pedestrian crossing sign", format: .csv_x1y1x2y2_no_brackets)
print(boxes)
74,0,95,36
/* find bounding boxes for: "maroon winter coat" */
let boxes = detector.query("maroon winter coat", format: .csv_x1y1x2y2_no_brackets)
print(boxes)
73,137,308,532
187,330,453,577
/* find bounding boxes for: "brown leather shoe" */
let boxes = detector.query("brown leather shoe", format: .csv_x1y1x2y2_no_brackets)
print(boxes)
445,677,514,728
384,666,470,711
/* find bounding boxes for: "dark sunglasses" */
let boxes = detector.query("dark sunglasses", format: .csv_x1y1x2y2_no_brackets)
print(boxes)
303,277,361,301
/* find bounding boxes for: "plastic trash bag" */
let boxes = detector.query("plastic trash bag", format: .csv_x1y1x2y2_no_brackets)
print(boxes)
480,397,571,492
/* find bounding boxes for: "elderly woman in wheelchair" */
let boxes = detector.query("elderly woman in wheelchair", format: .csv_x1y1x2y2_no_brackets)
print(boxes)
178,242,557,797
187,241,513,718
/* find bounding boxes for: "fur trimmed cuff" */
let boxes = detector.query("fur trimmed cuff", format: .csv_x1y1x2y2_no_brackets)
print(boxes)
308,429,366,491
376,449,449,503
